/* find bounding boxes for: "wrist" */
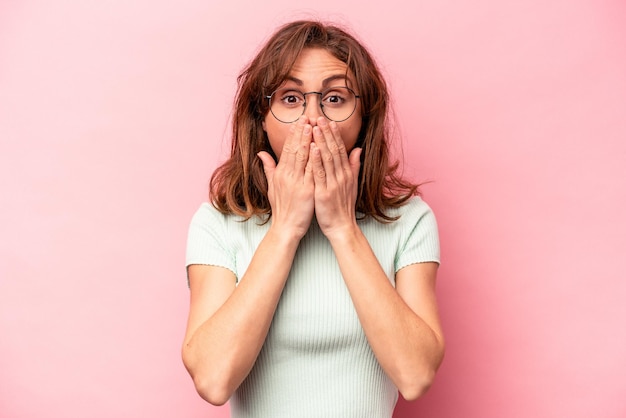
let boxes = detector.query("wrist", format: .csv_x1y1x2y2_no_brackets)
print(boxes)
267,222,307,246
323,221,362,246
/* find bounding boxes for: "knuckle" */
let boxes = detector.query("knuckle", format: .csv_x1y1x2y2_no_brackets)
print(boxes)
295,151,307,162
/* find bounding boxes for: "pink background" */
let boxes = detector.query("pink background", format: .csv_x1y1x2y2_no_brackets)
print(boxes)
1,1,625,417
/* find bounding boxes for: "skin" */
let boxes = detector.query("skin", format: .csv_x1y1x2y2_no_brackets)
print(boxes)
182,48,445,406
261,47,363,161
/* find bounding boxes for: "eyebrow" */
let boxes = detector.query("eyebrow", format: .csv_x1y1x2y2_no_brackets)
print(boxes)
284,74,349,88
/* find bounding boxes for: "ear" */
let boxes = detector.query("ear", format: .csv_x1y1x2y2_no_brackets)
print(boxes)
262,119,267,132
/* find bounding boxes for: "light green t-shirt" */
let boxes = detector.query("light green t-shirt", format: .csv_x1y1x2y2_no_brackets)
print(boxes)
186,196,440,418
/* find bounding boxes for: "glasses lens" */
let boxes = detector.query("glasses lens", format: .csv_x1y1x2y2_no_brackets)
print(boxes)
319,87,357,122
269,89,306,123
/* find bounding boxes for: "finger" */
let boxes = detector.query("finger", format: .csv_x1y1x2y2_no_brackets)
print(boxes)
328,120,350,175
294,123,312,173
257,151,277,183
304,143,314,186
280,116,307,166
312,122,336,179
309,142,327,188
348,147,362,179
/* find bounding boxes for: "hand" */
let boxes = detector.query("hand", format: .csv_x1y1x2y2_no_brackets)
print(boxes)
309,117,362,239
258,116,315,240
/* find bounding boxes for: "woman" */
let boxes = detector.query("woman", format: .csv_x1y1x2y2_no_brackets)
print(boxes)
182,20,444,418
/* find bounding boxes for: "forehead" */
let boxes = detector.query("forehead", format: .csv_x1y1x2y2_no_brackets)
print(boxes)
284,48,353,87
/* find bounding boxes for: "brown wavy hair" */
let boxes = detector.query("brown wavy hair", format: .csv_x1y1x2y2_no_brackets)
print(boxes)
210,20,418,222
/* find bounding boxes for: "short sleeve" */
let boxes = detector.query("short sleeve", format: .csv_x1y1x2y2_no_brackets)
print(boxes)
186,203,237,275
394,198,441,272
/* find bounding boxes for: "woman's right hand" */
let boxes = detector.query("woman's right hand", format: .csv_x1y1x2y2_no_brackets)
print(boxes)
257,116,314,240
184,118,314,404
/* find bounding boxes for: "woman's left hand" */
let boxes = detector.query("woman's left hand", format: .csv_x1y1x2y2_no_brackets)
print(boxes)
309,117,362,239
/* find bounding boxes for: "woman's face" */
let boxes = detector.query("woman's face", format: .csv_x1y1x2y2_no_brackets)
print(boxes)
262,48,362,160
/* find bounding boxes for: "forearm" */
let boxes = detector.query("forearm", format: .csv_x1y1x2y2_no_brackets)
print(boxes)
183,227,300,404
327,225,445,400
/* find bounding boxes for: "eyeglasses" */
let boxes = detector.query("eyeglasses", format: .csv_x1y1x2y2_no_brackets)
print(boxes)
266,86,360,123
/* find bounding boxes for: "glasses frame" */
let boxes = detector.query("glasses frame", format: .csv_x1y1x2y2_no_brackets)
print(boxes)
265,86,361,123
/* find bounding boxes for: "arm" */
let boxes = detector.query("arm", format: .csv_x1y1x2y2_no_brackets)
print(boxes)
309,117,445,400
182,117,314,405
183,228,301,405
328,234,444,400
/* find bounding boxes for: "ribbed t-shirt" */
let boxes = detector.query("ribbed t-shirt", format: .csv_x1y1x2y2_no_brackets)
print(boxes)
186,196,440,418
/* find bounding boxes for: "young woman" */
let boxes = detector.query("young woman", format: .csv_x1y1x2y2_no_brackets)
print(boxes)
182,20,444,418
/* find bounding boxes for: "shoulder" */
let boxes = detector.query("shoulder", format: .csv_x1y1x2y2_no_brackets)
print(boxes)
358,196,440,273
395,196,440,266
187,201,269,246
190,201,230,224
189,202,253,230
359,196,439,240
389,197,440,265
186,203,239,259
386,196,437,225
186,203,242,273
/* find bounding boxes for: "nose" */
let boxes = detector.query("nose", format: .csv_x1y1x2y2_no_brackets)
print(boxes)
303,93,323,124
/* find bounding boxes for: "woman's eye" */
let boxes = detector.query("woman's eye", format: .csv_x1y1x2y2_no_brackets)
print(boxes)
280,94,303,105
323,94,345,105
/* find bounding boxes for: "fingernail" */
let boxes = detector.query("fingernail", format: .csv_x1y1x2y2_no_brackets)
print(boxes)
303,125,311,135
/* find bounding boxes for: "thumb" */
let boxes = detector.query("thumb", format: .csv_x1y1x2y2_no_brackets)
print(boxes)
348,147,362,178
257,151,277,180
